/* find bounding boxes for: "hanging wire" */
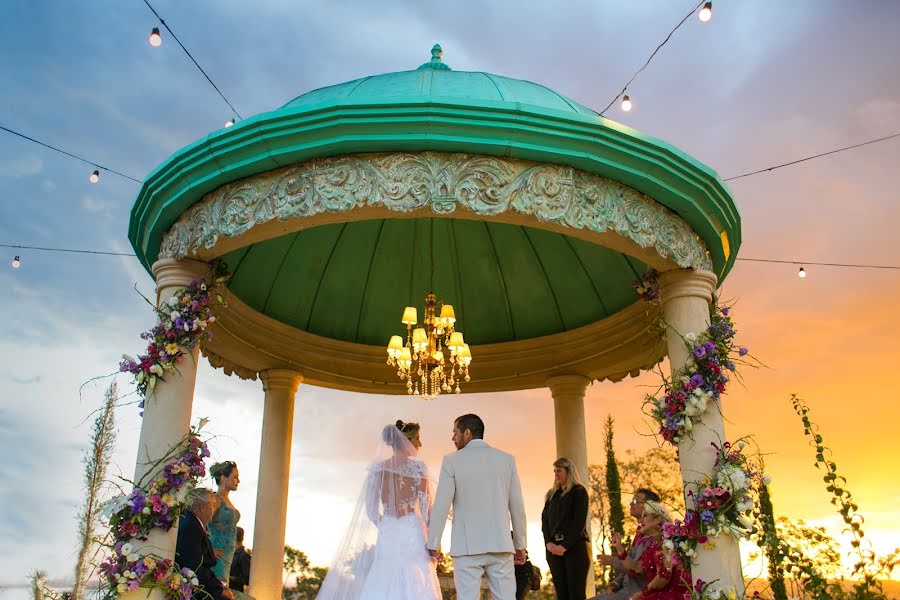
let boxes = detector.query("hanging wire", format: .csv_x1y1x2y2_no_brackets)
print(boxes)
599,0,705,115
0,125,143,184
141,0,243,121
735,257,900,271
723,132,900,181
0,243,137,257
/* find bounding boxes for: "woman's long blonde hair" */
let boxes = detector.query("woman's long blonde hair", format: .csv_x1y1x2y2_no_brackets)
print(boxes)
545,457,584,501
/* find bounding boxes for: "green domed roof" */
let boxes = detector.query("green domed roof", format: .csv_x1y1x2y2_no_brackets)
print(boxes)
130,45,740,280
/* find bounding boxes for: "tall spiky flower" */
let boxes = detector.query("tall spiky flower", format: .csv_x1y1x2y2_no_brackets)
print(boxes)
604,416,626,537
72,382,118,600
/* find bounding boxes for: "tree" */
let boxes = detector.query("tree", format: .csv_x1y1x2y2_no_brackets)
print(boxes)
73,382,118,600
603,416,626,538
617,446,684,539
282,546,328,600
757,481,788,600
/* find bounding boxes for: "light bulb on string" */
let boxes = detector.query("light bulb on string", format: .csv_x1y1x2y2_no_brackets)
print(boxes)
149,27,162,47
621,94,632,112
699,2,712,22
11,256,21,269
89,170,100,184
798,266,806,278
225,118,235,128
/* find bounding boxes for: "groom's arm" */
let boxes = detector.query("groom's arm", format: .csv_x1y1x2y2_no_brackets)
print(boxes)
426,456,455,551
508,456,527,551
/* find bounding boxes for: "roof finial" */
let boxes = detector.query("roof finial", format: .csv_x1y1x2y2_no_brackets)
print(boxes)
417,43,452,71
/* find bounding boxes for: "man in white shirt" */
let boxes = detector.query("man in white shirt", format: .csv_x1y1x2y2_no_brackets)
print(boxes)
427,414,527,600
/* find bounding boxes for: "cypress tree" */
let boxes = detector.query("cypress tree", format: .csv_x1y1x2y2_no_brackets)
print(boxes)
604,416,626,537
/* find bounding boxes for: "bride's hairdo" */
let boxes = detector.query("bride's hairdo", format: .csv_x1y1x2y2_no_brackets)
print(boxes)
383,419,420,446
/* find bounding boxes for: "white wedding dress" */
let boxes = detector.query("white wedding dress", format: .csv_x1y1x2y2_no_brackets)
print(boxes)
316,425,441,600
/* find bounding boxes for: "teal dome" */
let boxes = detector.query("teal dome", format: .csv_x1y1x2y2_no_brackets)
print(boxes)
130,46,739,280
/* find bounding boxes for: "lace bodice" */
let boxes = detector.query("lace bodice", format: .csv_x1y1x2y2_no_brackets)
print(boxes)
366,458,432,523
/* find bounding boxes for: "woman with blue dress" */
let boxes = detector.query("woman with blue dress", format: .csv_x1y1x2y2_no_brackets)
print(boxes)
208,461,242,583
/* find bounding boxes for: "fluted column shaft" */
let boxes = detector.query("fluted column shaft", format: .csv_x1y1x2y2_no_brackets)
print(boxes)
660,269,743,596
547,374,594,596
249,369,303,600
126,259,208,599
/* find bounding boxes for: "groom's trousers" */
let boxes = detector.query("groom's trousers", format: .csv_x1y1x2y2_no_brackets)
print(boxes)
453,552,516,600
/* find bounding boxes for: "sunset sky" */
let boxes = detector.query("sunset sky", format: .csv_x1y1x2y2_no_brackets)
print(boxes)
1,0,899,591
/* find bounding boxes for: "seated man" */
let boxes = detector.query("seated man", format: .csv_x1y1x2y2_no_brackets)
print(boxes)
593,487,660,600
229,527,252,592
176,488,234,600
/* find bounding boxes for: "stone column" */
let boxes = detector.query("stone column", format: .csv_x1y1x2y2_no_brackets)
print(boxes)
547,374,594,596
127,259,208,593
249,369,303,600
659,268,743,596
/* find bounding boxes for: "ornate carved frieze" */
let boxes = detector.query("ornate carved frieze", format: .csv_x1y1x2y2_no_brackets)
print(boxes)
158,152,711,270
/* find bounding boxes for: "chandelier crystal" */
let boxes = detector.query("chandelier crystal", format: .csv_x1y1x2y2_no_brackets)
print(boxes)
386,292,472,400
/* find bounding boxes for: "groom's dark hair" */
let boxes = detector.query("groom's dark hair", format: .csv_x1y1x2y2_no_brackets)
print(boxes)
455,414,484,439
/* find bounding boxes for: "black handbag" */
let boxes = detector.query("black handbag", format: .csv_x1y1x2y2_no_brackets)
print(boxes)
530,563,542,591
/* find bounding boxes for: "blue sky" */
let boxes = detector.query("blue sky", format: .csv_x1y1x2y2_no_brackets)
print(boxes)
2,0,900,589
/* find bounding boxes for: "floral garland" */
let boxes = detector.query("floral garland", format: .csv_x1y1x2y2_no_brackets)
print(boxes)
120,261,228,411
632,270,748,446
661,440,765,599
99,426,210,600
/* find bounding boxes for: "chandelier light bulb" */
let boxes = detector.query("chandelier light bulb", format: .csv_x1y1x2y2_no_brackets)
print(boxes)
225,118,235,128
699,2,713,22
149,27,162,47
798,266,806,278
11,256,21,269
89,170,100,184
621,94,632,112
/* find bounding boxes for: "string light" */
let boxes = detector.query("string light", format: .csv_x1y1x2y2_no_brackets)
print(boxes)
11,256,21,269
89,170,100,184
599,0,705,115
148,27,162,47
225,118,235,128
0,125,143,183
699,2,713,22
141,0,243,121
621,94,633,112
798,267,807,278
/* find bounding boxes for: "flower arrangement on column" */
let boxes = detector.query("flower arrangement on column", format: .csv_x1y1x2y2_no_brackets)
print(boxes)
632,269,768,599
120,261,229,413
98,424,210,600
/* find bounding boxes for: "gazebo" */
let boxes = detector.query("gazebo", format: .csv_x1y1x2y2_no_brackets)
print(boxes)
127,46,741,599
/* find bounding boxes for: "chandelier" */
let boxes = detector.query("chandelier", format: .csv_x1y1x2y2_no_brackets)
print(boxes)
386,292,472,400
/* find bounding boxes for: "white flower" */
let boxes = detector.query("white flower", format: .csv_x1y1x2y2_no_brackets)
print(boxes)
121,543,134,555
127,553,139,563
168,296,180,307
685,332,699,344
116,584,126,593
200,284,207,291
149,363,164,376
171,311,180,322
101,495,129,519
737,440,746,449
142,506,151,514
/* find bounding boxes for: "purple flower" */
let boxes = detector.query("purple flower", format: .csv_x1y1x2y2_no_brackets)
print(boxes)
693,345,707,358
721,307,730,316
739,347,749,356
700,509,715,524
689,374,704,387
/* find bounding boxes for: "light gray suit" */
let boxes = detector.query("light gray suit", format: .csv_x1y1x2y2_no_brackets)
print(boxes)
427,439,527,600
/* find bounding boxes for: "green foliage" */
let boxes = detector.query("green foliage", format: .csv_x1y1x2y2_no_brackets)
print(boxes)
791,394,899,599
282,546,328,600
603,416,626,538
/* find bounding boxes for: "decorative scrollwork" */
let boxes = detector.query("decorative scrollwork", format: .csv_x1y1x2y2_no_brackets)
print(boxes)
159,152,711,270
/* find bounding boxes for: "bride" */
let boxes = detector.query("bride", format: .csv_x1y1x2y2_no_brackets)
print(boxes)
315,420,442,599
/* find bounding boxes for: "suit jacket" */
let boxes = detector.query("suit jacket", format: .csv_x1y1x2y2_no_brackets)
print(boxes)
427,439,527,556
175,512,226,600
229,546,251,592
540,484,589,550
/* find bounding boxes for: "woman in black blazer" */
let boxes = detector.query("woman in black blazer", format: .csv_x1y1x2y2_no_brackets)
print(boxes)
541,457,591,600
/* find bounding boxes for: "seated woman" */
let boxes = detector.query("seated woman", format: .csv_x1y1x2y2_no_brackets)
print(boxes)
628,502,690,600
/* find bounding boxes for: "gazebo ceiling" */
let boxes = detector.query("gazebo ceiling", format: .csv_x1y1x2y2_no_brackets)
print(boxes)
221,217,648,347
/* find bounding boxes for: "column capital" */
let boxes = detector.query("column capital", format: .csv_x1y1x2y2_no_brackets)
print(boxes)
546,374,591,398
260,369,304,395
151,258,210,293
659,268,717,306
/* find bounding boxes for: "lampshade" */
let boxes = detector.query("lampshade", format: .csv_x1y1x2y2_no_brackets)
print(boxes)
412,327,428,350
399,347,412,368
458,343,472,366
439,304,456,325
387,335,404,357
448,331,464,349
402,306,418,325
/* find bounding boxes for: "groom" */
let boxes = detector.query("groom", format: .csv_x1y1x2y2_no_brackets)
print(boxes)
427,414,527,600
